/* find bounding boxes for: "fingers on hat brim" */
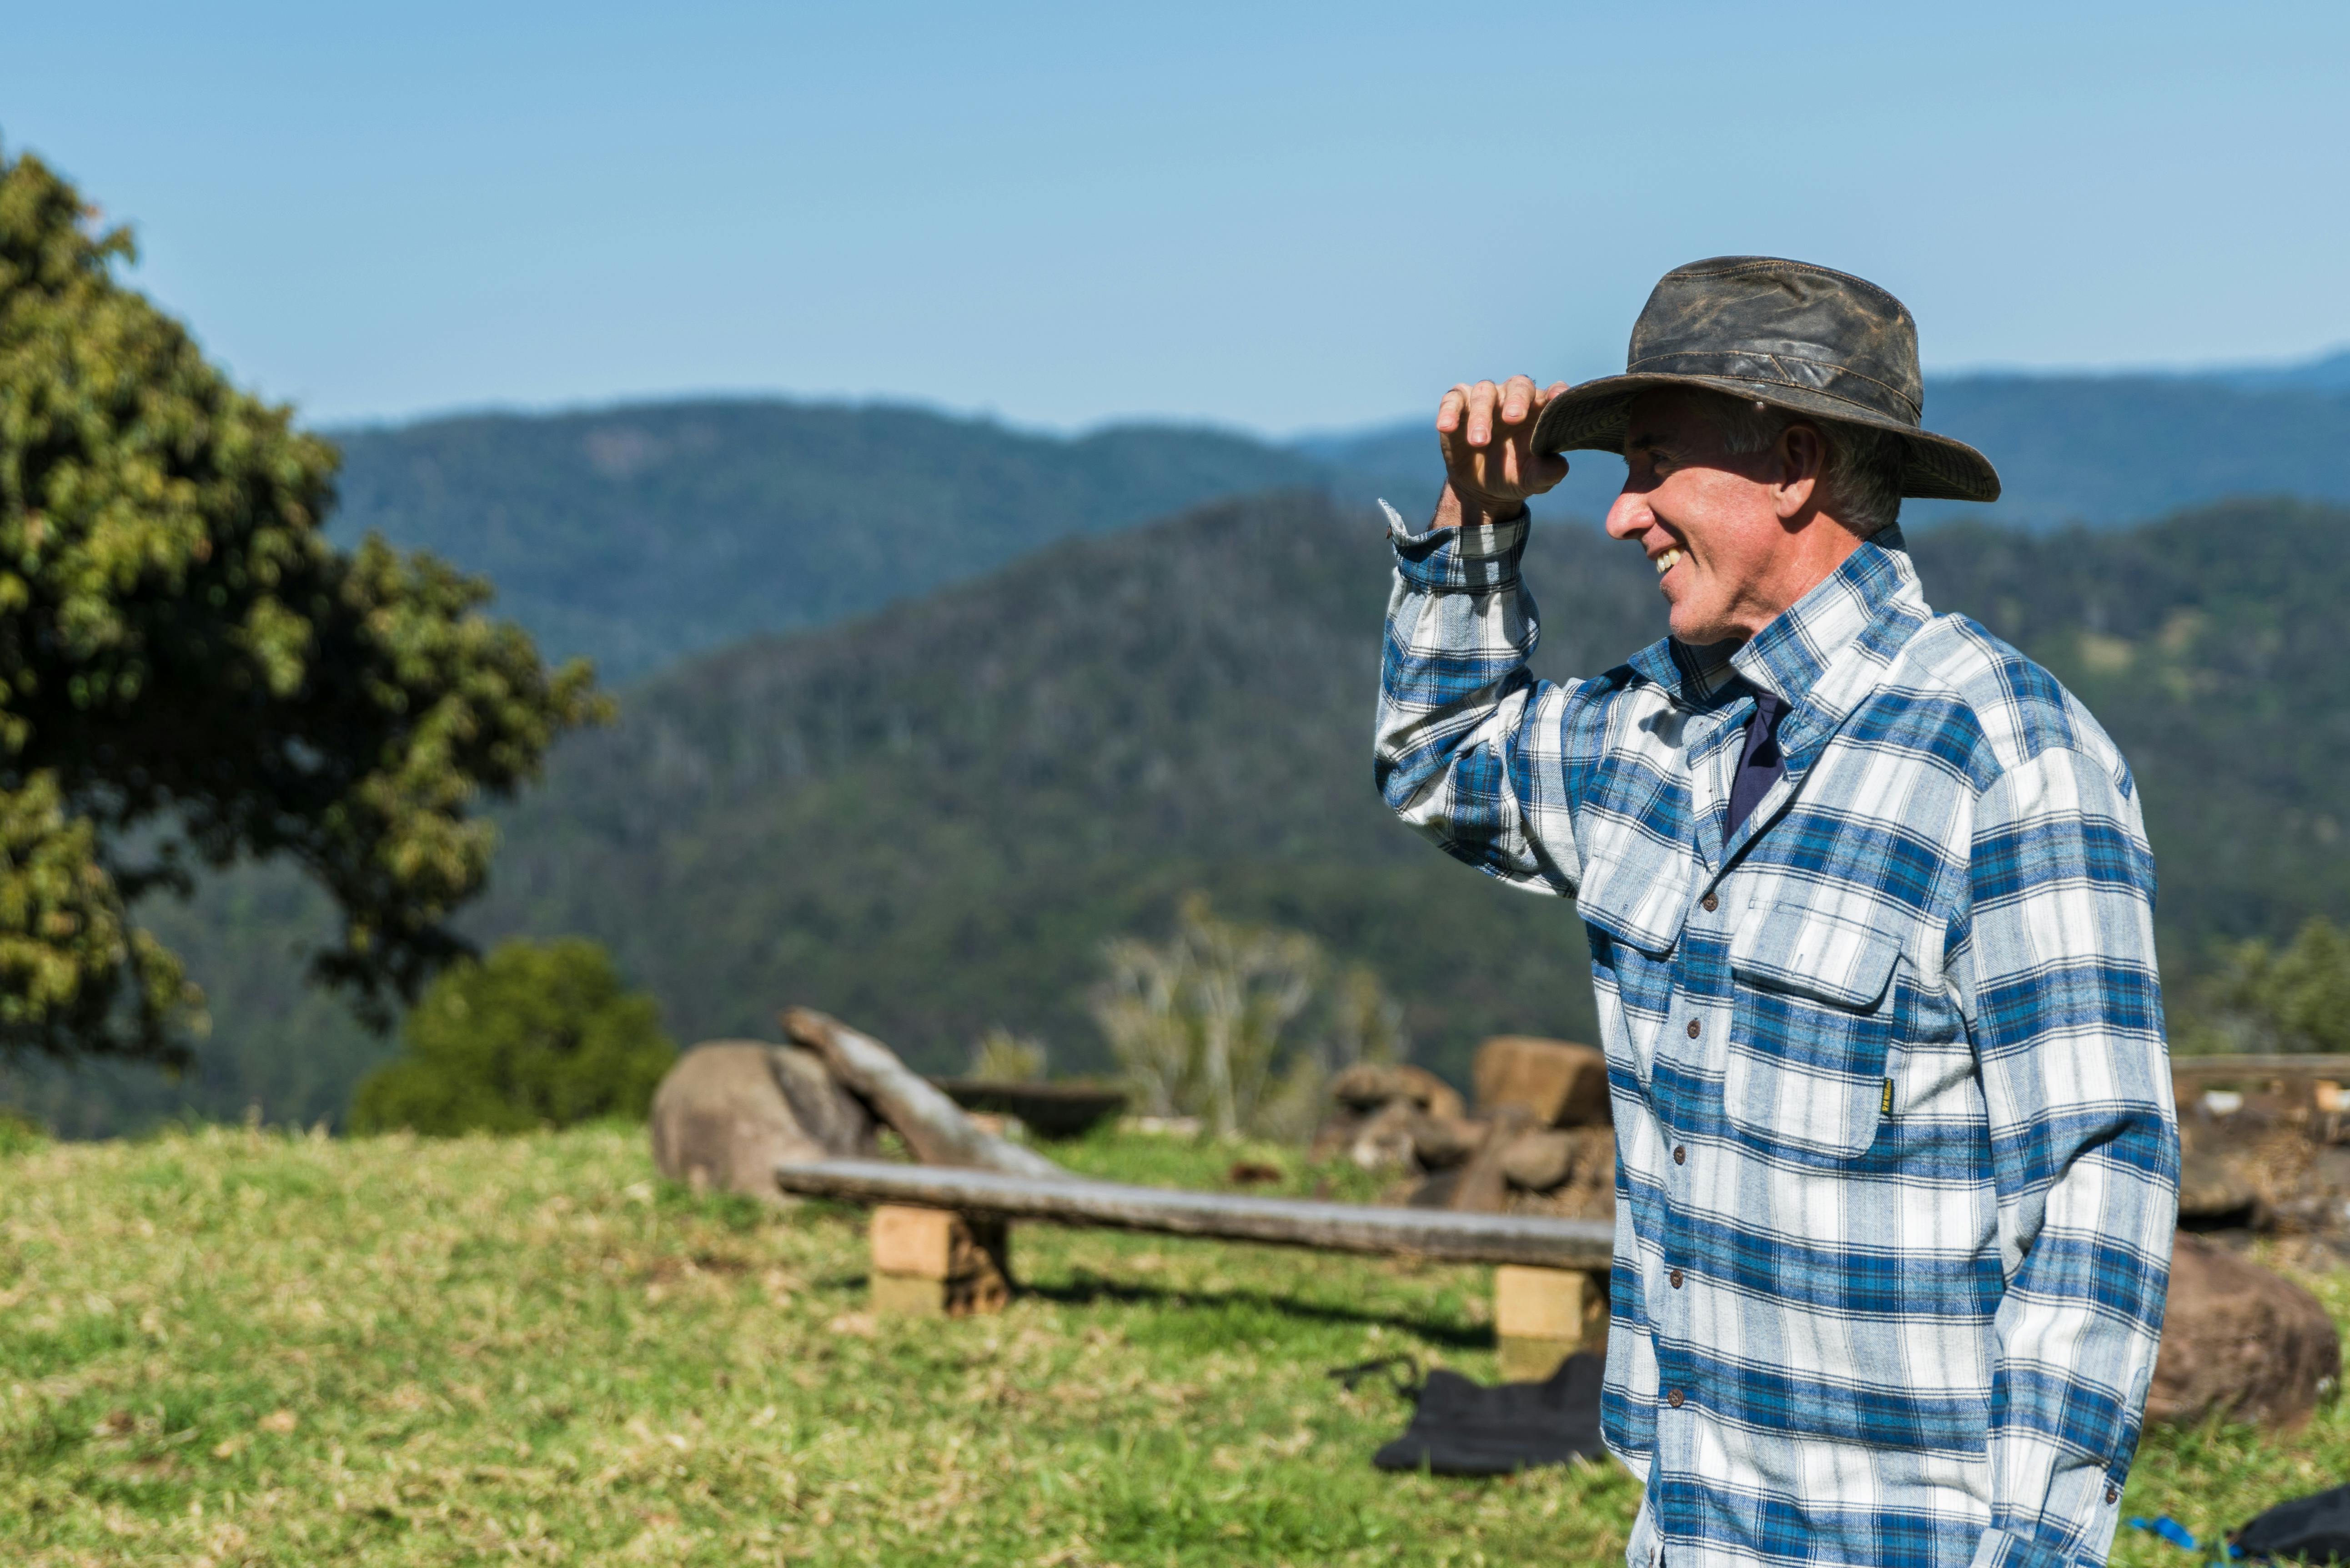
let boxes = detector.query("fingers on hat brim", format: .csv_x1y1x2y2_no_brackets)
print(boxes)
1529,374,2000,503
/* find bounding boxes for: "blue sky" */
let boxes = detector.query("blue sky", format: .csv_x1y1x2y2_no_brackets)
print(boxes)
5,1,2347,435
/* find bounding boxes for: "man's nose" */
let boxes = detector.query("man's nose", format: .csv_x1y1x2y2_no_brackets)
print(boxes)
1603,487,1649,541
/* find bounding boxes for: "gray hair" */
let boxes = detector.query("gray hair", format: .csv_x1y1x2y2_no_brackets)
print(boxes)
1701,394,1905,535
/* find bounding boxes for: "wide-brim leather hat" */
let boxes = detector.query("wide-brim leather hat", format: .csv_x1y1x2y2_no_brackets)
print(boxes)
1530,256,2000,503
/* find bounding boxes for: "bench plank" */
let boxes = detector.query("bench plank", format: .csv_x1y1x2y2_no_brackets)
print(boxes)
774,1158,1613,1269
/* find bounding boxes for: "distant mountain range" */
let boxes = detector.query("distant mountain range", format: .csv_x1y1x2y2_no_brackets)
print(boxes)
2193,347,2350,394
328,402,1331,683
329,361,2350,689
18,490,2349,1136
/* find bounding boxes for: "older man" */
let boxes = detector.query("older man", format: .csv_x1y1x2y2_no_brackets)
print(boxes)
1376,257,2179,1568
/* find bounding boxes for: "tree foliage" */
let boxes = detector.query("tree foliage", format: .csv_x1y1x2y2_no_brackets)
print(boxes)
2183,917,2350,1056
347,937,673,1135
0,147,607,1062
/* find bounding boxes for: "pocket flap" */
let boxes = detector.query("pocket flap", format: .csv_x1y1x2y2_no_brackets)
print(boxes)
1729,906,1901,1010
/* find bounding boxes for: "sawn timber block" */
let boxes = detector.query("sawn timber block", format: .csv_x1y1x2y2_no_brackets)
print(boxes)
1494,1263,1608,1381
868,1204,1012,1318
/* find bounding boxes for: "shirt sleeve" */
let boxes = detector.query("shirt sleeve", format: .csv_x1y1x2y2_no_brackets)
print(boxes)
1958,742,2180,1568
1372,502,1597,896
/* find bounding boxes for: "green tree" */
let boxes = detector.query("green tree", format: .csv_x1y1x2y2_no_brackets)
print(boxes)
2184,916,2350,1055
0,147,606,1062
348,937,673,1135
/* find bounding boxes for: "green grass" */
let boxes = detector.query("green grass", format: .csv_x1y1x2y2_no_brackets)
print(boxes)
0,1121,2340,1566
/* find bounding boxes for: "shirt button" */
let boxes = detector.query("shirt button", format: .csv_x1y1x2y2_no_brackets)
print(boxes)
2105,1485,2119,1504
1669,1268,1684,1289
1673,1145,1687,1165
1667,1389,1685,1409
1702,892,1718,912
1686,1019,1700,1039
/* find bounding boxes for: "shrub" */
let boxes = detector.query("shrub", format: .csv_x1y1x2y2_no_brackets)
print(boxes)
348,939,674,1135
2183,916,2350,1055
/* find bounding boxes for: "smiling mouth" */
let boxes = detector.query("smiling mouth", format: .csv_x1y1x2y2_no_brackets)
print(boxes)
1654,547,1684,577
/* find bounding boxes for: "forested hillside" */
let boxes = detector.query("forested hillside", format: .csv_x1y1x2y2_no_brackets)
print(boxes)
328,401,1350,681
326,374,2350,691
16,492,2348,1135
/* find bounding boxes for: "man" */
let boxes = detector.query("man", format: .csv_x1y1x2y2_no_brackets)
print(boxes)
1375,257,2179,1568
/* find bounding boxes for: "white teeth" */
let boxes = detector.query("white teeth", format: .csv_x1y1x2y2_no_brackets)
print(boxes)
1655,548,1683,576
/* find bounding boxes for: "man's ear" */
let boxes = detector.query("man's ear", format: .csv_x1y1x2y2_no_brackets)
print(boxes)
1771,422,1825,522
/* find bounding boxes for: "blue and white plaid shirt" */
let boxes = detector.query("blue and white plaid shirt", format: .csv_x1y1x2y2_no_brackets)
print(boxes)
1375,510,2179,1568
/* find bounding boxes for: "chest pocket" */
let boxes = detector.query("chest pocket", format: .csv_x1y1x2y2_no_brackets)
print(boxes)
1722,904,1903,1159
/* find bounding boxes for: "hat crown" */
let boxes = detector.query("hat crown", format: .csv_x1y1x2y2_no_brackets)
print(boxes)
1627,256,1924,429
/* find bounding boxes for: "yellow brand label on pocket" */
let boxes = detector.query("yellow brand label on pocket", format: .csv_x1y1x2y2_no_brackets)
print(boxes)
1881,1078,1895,1118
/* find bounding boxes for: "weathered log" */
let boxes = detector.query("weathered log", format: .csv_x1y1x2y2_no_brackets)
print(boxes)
2171,1055,2350,1082
781,1008,1066,1181
772,1158,1615,1269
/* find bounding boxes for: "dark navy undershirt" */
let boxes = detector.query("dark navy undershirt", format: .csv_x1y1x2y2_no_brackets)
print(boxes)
1727,690,1788,838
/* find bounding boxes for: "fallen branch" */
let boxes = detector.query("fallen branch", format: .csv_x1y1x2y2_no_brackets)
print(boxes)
781,1007,1067,1180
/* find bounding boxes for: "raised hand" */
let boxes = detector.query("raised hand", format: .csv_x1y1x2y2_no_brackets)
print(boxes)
1433,375,1571,528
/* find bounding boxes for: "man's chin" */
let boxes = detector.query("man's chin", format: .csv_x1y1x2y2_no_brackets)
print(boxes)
1667,604,1736,648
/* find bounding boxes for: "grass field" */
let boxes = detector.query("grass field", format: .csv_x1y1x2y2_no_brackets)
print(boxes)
0,1121,2344,1566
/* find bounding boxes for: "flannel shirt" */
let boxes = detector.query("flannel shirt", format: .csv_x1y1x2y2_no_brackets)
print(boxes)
1374,509,2179,1568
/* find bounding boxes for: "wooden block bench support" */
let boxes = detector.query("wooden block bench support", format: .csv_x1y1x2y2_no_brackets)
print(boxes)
780,1158,1614,1327
868,1205,1012,1318
1494,1263,1609,1380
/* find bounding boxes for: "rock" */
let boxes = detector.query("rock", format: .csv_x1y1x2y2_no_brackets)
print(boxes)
650,1041,879,1201
2312,1145,2350,1193
1473,1037,1610,1127
1405,1168,1463,1208
1327,1062,1466,1122
1446,1106,1538,1214
1500,1128,1578,1191
1308,1107,1365,1163
2175,1148,2260,1225
1345,1100,1419,1172
1406,1110,1488,1171
2148,1231,2341,1429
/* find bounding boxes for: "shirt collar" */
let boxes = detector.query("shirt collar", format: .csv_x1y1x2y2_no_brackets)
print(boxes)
1729,527,1917,705
1624,527,1919,712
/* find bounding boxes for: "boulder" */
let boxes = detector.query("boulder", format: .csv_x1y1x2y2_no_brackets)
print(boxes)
1344,1099,1420,1171
1474,1037,1611,1127
650,1041,879,1201
2148,1231,2341,1429
1327,1062,1467,1122
1446,1105,1538,1214
1500,1128,1578,1191
1405,1110,1488,1171
2175,1148,2260,1226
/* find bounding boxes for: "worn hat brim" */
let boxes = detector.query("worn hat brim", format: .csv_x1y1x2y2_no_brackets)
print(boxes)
1530,371,2001,504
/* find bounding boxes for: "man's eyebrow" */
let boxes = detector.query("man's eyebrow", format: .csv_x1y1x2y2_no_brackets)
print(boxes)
1627,428,1670,450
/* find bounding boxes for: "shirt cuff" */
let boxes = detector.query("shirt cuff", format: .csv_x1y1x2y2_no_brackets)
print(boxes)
1381,498,1530,592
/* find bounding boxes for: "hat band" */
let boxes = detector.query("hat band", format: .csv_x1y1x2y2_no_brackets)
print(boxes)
1627,349,1923,426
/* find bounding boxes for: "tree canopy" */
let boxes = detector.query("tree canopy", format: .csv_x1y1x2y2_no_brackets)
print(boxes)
2184,916,2350,1056
0,146,606,1062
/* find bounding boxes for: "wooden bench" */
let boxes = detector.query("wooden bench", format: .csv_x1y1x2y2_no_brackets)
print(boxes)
776,1158,1614,1378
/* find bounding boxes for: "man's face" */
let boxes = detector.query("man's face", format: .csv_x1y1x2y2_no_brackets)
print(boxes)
1603,390,1816,646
